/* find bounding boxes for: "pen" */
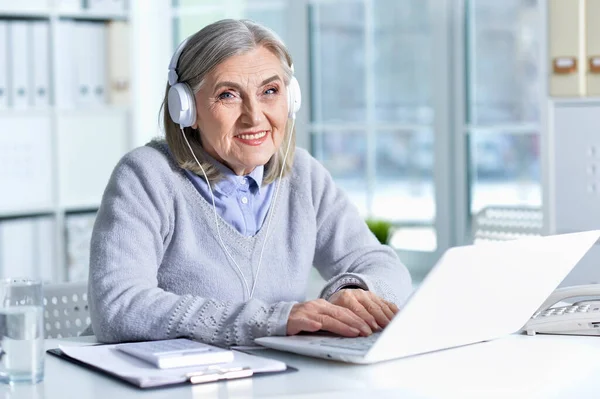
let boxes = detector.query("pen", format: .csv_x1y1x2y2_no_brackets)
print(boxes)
186,367,253,384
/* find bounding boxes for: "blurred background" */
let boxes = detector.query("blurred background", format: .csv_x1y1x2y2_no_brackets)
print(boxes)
0,0,597,288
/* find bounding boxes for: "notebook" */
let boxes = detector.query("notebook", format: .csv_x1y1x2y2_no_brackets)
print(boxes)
256,231,600,364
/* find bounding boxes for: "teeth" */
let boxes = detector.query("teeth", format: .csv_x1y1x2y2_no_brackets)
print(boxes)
237,131,267,140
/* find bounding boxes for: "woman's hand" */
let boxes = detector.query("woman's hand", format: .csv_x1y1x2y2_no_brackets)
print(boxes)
286,299,374,337
328,288,399,330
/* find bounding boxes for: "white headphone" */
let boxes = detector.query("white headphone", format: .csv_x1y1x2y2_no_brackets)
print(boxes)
167,37,302,128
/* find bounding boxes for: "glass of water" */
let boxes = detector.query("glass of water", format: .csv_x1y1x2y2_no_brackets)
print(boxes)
0,279,44,384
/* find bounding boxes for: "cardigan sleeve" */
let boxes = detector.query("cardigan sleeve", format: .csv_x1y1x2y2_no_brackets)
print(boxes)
88,148,295,346
306,155,413,306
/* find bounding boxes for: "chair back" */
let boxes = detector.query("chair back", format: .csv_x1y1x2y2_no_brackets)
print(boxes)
43,281,90,338
472,205,543,243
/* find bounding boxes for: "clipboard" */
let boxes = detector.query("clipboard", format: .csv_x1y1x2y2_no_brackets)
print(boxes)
47,345,297,389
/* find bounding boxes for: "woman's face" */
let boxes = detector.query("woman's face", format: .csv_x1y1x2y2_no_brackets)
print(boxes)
192,46,289,176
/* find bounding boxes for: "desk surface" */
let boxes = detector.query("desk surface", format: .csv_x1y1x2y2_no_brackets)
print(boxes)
2,334,600,399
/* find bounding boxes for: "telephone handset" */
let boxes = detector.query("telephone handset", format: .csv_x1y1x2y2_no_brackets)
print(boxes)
524,284,600,336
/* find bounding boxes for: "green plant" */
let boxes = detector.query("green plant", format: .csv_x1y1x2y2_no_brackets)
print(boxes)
365,219,393,245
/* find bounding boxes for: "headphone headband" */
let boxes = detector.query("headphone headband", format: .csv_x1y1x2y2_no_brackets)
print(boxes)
168,38,190,86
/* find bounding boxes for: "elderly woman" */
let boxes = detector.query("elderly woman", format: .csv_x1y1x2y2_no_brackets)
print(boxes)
88,19,412,346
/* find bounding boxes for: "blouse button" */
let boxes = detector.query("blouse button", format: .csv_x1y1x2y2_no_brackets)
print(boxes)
241,197,248,204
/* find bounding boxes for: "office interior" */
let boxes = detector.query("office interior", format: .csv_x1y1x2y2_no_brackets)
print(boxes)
0,0,598,294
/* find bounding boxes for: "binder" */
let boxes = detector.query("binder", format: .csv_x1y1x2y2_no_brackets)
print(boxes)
0,21,9,109
30,21,51,108
91,22,107,105
47,343,295,389
107,21,130,105
586,0,600,96
0,21,7,109
549,0,583,97
75,22,95,105
56,20,76,108
8,21,31,109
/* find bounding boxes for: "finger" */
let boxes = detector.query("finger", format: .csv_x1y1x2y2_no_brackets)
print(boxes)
383,300,399,314
287,317,322,336
341,299,379,331
320,302,372,336
373,297,396,321
315,314,361,337
359,298,391,328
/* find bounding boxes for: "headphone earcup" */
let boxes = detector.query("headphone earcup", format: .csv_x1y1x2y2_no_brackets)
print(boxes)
287,76,302,119
168,83,197,127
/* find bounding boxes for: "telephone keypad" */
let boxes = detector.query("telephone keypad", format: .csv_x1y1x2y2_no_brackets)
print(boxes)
542,309,556,316
533,304,600,320
578,304,591,312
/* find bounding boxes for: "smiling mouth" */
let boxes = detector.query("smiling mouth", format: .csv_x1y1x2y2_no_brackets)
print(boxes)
235,131,268,140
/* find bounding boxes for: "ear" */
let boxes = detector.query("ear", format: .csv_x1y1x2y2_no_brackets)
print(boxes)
191,90,200,129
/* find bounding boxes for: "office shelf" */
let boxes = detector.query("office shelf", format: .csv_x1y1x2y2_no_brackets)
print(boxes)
0,208,55,220
0,3,131,283
58,10,129,21
0,10,51,19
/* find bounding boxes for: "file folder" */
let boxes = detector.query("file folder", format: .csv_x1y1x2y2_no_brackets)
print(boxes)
30,21,50,107
75,22,95,105
107,21,129,105
0,21,7,109
587,0,600,96
47,344,295,389
549,0,582,97
56,20,76,108
8,21,31,108
91,22,107,105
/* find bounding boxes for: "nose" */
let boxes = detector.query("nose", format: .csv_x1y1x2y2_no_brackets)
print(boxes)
240,96,264,126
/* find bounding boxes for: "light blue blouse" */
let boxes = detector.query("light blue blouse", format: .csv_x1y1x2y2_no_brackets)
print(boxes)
183,149,275,237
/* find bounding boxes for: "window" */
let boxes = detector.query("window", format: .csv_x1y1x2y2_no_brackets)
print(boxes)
466,0,542,231
308,0,437,252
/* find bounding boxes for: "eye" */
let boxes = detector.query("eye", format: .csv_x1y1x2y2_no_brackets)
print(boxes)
264,87,279,95
218,91,235,100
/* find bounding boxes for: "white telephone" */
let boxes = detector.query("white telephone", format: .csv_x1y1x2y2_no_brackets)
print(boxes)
524,284,600,336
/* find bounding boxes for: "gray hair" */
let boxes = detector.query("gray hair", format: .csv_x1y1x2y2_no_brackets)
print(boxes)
162,19,296,184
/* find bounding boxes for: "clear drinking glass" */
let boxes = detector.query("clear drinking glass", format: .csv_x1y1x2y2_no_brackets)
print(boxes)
0,279,44,384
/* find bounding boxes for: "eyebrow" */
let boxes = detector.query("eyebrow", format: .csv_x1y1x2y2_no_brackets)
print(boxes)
213,75,282,93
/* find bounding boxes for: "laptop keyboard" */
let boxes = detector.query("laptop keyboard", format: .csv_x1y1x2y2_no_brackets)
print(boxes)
309,332,381,352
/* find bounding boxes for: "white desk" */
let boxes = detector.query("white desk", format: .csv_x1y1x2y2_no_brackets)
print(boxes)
2,334,600,399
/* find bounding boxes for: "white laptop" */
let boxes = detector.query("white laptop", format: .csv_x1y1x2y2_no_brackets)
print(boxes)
255,230,600,364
